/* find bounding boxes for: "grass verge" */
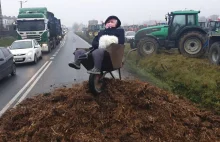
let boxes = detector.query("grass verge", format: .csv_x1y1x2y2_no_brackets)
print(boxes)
75,32,93,44
0,37,16,47
75,32,220,114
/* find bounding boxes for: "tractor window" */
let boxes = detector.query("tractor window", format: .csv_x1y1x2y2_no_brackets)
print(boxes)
187,15,195,25
170,15,186,36
173,15,186,27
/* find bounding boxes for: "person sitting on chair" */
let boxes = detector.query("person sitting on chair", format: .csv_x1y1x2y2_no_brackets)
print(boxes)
68,15,125,74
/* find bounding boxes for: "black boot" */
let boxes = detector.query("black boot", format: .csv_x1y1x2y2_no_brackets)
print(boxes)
68,60,81,69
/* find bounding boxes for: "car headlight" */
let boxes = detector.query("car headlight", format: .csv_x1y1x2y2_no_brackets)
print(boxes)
27,51,33,56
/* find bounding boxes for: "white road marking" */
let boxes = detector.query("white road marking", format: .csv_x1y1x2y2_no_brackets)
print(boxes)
52,54,56,57
0,61,50,117
14,61,53,107
50,57,54,60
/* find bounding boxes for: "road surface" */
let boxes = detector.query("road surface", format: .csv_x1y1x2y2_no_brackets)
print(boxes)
0,31,132,116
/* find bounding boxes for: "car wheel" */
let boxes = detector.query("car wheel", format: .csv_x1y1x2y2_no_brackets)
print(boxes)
33,55,38,64
11,63,16,76
39,52,43,60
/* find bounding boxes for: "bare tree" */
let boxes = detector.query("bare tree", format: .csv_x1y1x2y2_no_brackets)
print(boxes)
72,22,80,32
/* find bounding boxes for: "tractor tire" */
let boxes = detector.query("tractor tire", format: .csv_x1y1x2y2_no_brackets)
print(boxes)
178,31,206,58
137,37,159,57
208,42,220,65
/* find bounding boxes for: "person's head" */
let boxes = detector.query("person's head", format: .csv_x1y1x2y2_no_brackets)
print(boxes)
104,16,121,29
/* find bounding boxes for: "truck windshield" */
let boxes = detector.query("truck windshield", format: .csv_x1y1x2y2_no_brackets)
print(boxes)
17,20,45,31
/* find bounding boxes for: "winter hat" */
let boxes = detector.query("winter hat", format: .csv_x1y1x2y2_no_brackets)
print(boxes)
104,15,121,28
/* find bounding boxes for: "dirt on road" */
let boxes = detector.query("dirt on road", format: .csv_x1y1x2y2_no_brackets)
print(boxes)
0,79,220,142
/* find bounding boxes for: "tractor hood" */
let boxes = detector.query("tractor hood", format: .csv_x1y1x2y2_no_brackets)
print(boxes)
135,25,168,40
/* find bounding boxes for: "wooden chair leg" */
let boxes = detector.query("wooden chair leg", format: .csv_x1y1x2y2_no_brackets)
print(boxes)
109,72,115,79
119,69,122,80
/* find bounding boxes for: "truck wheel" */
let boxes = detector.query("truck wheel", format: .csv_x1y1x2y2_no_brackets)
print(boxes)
179,31,206,58
137,37,159,57
47,46,52,53
208,42,220,65
11,63,16,76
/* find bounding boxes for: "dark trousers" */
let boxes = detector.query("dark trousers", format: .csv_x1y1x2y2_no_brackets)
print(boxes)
75,48,105,70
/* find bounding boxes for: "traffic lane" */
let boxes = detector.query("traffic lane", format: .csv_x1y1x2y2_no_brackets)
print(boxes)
28,32,90,96
0,41,63,109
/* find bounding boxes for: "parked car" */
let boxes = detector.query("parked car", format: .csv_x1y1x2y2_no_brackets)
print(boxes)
9,39,42,64
125,31,135,43
0,47,16,80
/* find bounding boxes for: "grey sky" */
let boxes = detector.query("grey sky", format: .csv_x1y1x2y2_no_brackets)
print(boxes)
1,0,219,26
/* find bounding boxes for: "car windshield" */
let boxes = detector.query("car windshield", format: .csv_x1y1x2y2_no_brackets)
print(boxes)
126,32,135,36
10,41,32,50
17,20,45,31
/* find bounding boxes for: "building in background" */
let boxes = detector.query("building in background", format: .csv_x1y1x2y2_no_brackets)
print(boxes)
2,16,16,30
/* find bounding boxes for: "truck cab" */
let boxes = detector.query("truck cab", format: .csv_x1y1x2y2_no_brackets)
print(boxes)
15,7,61,53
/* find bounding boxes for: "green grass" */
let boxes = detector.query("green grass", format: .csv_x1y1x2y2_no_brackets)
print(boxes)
124,46,220,113
0,37,16,47
75,32,93,44
75,32,220,114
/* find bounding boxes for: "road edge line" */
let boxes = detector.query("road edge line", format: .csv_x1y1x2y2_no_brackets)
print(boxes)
14,61,53,107
0,61,49,117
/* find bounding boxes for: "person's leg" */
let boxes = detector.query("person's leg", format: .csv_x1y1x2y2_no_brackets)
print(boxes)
87,48,105,74
69,49,86,69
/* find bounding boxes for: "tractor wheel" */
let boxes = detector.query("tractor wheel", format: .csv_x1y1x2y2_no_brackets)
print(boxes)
137,37,159,57
179,31,206,58
208,42,220,65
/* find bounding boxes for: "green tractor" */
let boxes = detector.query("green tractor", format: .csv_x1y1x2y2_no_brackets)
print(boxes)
132,10,207,58
87,24,105,37
208,20,220,33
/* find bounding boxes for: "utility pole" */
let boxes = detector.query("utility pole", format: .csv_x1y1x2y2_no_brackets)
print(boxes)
0,0,3,38
18,0,27,8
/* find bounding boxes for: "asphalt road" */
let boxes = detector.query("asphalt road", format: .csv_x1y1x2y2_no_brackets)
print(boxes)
0,31,91,115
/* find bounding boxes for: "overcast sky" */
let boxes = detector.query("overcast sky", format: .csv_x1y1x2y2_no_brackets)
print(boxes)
1,0,219,26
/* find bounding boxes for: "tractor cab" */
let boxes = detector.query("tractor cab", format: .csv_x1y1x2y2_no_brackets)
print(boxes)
208,20,220,33
199,22,206,28
165,10,201,41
